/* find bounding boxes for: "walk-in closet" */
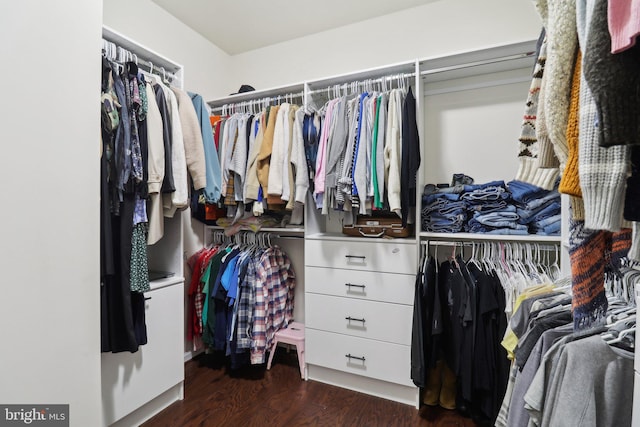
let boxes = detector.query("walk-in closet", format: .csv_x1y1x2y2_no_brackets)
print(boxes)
4,0,639,426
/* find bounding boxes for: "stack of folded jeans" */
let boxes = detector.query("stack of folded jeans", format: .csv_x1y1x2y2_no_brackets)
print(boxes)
420,177,470,232
421,176,562,235
508,180,561,236
421,191,467,233
462,180,528,234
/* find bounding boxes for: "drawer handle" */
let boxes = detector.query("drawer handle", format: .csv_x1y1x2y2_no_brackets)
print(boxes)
345,255,366,260
345,316,366,324
345,354,366,362
144,297,152,301
345,283,366,289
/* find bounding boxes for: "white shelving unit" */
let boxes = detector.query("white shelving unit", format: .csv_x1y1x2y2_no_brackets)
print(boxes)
203,39,569,408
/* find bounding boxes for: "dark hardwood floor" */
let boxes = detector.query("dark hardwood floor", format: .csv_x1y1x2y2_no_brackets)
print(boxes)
143,348,478,427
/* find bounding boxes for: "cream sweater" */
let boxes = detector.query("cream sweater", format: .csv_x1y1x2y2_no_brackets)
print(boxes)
384,89,403,217
533,0,578,168
145,83,165,245
161,83,188,216
245,113,264,201
268,103,289,196
170,87,206,190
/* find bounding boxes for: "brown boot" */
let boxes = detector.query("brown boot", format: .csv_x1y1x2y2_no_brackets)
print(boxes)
439,362,457,410
423,360,443,406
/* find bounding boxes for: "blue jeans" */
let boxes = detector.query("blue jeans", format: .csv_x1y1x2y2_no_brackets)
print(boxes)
423,212,466,232
423,192,461,205
473,210,520,226
467,200,509,213
517,201,561,224
533,220,561,235
486,228,531,235
423,183,466,195
462,186,509,202
522,191,560,211
532,214,562,229
468,218,527,232
507,180,549,204
463,180,507,192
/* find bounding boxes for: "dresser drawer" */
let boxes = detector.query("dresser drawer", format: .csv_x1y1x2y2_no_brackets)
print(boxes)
305,239,417,274
305,266,414,305
306,294,412,345
306,328,413,387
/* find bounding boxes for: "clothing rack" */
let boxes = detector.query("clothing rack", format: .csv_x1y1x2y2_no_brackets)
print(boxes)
421,239,563,277
101,37,178,83
421,240,559,250
307,72,415,97
207,229,303,248
210,91,305,115
420,51,535,77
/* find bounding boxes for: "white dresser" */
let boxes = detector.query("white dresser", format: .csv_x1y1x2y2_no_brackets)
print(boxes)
304,237,419,406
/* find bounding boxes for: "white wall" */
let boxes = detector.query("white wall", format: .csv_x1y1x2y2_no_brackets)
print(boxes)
0,1,103,426
103,0,231,101
228,0,541,94
423,71,532,185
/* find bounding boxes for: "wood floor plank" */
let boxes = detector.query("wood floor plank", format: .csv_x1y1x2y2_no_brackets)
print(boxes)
142,348,478,426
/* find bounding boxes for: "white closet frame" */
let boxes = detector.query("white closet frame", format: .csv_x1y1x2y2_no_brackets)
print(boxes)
205,39,569,408
100,26,186,427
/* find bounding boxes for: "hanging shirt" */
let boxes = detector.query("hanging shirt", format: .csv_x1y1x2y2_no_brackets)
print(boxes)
291,108,310,204
400,86,421,227
314,99,339,208
190,92,222,203
251,245,296,364
385,89,404,216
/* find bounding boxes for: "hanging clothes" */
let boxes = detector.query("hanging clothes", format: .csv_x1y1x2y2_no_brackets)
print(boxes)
187,235,296,368
100,50,199,353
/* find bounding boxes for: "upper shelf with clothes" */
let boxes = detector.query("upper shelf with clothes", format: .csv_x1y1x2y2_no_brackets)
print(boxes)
102,25,184,88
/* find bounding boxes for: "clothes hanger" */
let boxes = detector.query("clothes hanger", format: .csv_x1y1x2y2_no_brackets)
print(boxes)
468,241,482,270
603,324,636,345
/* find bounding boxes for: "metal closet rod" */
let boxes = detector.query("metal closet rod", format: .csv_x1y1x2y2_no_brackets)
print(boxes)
210,91,305,113
307,72,415,96
420,51,535,76
421,240,560,250
102,38,178,82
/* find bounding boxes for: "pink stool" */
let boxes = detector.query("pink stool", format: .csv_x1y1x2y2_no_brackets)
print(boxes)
266,322,305,379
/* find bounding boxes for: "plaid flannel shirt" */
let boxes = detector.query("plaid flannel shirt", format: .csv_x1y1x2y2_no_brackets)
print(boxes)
235,252,259,350
251,246,296,364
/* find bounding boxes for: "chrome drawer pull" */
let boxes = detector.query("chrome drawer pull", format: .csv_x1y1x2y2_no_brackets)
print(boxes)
345,283,366,289
345,316,366,324
345,354,366,362
345,255,366,260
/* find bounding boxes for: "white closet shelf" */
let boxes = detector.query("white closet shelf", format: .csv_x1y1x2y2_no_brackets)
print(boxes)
207,82,306,109
306,60,416,91
205,224,305,235
419,231,562,243
148,276,184,291
102,26,182,74
305,232,417,244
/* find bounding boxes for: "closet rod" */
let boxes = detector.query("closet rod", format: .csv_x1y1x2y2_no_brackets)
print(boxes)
420,51,535,77
102,38,178,82
306,72,416,96
422,240,559,250
210,91,305,113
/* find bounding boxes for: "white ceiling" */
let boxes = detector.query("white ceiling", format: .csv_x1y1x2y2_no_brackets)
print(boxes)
152,0,438,55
